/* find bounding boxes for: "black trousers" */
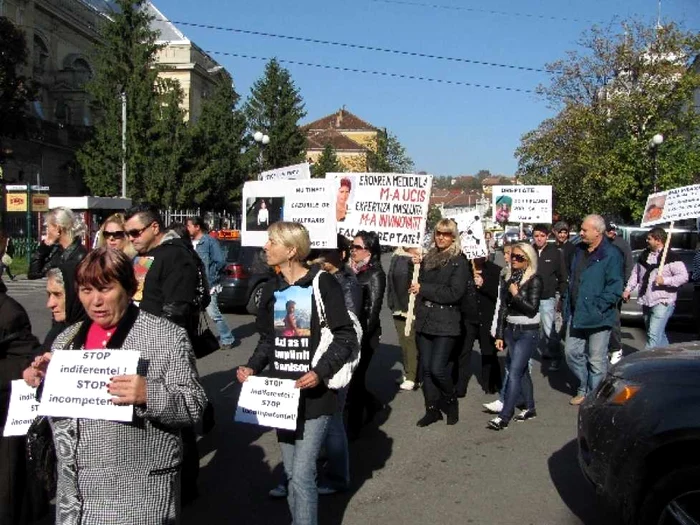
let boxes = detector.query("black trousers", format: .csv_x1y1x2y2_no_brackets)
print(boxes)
417,333,458,406
0,436,49,525
608,299,624,352
347,334,381,436
455,322,502,395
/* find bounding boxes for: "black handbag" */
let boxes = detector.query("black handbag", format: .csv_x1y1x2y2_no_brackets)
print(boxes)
26,415,57,495
192,313,220,359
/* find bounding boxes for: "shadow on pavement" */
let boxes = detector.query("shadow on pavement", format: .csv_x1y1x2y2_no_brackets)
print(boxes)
548,439,619,525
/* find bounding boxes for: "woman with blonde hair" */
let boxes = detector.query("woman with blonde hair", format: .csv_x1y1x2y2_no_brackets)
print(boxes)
96,213,137,258
28,206,87,279
410,218,469,427
488,241,543,430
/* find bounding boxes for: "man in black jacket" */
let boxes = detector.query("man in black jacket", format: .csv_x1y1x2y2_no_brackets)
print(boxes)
604,221,633,364
532,224,568,371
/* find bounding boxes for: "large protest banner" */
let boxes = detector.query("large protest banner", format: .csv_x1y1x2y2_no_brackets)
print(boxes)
242,179,337,248
450,211,487,259
38,350,140,422
258,162,311,182
326,173,433,247
3,380,40,437
640,184,700,227
492,185,552,224
235,376,300,431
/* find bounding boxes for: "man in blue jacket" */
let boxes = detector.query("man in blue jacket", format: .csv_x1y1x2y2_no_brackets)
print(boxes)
564,214,623,406
187,217,236,349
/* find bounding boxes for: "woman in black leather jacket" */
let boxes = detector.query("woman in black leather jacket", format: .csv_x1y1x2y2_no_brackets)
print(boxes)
347,230,386,438
411,219,469,427
28,207,87,280
488,242,543,431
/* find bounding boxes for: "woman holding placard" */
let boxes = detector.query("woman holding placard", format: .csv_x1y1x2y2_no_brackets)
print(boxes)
237,222,356,525
23,248,207,525
411,219,469,427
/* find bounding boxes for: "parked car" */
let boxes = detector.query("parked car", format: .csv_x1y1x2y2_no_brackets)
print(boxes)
494,231,505,248
217,237,274,314
578,343,700,525
616,225,698,251
620,248,695,325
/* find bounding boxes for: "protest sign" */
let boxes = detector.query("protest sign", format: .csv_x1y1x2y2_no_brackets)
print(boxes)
38,350,140,422
258,162,311,182
234,376,300,431
640,184,700,227
326,173,433,247
452,211,487,259
2,380,40,437
241,179,337,248
492,185,552,224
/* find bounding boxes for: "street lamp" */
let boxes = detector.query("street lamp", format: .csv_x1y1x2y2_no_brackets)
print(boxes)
649,133,663,193
253,131,270,171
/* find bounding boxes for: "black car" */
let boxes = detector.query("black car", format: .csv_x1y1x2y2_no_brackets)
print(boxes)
578,343,700,525
217,239,274,314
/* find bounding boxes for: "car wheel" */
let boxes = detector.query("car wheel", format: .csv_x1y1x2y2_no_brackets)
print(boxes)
639,465,700,525
246,283,264,315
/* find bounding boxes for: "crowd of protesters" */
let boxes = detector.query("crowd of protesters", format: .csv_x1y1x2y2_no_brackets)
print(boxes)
0,204,692,525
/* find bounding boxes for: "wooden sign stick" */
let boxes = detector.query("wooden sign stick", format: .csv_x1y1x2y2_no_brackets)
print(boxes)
658,221,674,274
404,262,421,337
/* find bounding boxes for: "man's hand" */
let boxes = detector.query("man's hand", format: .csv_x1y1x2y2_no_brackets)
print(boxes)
296,371,320,389
108,375,147,405
655,275,665,286
622,290,631,302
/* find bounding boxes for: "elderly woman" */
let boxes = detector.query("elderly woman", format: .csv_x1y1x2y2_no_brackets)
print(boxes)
96,213,137,259
42,265,87,350
23,248,207,524
28,207,87,279
238,222,356,525
411,218,469,427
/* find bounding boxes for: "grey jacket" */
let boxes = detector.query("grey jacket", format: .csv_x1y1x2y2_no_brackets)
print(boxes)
50,307,207,525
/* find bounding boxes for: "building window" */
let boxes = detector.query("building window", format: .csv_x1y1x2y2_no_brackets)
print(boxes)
33,35,49,76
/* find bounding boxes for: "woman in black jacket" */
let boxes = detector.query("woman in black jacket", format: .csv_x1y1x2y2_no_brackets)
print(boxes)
347,230,386,438
411,219,469,427
488,242,543,431
28,207,87,280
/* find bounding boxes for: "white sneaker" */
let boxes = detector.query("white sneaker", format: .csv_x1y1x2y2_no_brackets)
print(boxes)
482,399,503,414
399,380,415,391
610,350,623,365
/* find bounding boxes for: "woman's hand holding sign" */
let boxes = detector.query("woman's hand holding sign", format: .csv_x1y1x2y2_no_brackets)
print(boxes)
23,352,52,387
295,371,320,390
108,375,147,405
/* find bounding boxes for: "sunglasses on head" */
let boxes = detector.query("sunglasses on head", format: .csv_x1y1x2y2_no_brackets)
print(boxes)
510,254,527,263
350,244,366,251
103,230,125,240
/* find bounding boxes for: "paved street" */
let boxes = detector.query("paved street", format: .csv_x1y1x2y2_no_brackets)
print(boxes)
5,269,698,525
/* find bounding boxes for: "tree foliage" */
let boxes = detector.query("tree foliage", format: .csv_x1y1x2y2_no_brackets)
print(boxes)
311,143,344,178
427,205,443,230
367,129,414,173
516,21,700,222
244,59,306,172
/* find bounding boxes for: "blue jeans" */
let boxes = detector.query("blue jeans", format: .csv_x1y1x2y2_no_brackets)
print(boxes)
643,303,675,350
539,298,560,358
564,321,611,396
206,292,235,345
500,325,537,423
322,388,349,490
279,416,331,525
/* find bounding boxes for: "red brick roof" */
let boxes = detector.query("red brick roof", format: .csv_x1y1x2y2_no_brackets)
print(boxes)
482,177,503,186
303,108,378,132
429,189,481,208
306,129,368,152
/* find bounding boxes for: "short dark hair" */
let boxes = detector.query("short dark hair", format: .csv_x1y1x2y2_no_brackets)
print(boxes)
188,216,208,232
533,224,550,235
75,247,138,297
648,227,667,244
355,230,382,263
124,203,163,229
167,221,190,241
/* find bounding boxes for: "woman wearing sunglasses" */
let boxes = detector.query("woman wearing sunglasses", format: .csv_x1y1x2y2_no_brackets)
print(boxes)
410,219,469,427
96,213,137,258
488,241,543,430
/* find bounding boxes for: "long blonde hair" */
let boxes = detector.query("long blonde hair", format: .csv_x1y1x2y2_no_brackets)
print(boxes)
423,218,462,271
96,213,137,259
504,242,538,283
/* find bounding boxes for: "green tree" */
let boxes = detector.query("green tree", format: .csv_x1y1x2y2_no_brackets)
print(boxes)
368,129,414,173
244,59,306,172
516,21,700,222
427,205,443,230
311,143,344,178
178,77,248,211
0,17,36,161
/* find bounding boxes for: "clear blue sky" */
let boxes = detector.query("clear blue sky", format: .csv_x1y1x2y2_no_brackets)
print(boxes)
152,0,699,177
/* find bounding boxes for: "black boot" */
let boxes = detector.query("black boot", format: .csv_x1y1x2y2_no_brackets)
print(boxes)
441,395,459,425
416,407,443,427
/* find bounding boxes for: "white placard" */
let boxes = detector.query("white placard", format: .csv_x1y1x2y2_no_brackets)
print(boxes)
640,191,669,227
258,162,311,182
326,173,433,247
640,184,700,227
234,376,300,431
241,179,337,248
492,185,552,225
38,350,140,422
454,211,488,259
2,380,40,437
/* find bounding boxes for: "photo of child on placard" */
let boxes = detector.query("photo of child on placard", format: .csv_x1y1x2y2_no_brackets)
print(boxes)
335,176,355,223
273,286,312,338
642,194,667,225
495,195,512,225
245,197,284,231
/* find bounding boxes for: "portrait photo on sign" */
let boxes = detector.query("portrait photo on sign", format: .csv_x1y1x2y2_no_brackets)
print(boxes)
246,197,284,231
335,176,355,223
643,195,667,224
495,195,512,225
274,287,312,337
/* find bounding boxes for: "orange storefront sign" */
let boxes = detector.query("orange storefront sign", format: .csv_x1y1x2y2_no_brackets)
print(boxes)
32,194,49,212
6,193,27,212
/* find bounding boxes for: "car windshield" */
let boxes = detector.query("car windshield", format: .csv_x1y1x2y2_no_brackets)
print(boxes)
627,230,697,251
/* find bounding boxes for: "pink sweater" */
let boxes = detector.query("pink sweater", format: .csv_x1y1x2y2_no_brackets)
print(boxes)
625,250,689,307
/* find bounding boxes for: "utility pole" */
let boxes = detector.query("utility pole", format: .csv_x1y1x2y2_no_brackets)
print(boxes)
121,91,127,198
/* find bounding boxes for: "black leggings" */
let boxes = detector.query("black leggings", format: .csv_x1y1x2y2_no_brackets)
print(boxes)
417,333,459,406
